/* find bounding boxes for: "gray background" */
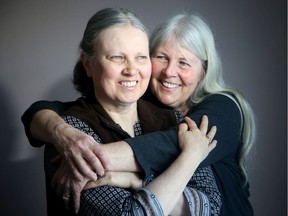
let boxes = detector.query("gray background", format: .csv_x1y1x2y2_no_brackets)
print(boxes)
0,0,286,215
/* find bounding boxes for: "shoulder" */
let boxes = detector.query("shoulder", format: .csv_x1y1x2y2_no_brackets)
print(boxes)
188,94,242,135
193,94,241,118
201,94,239,108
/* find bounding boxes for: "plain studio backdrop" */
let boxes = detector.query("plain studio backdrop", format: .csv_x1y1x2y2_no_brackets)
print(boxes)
0,0,286,215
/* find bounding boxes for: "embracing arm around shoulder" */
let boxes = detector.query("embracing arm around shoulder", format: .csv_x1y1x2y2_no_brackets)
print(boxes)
125,94,242,177
22,101,113,180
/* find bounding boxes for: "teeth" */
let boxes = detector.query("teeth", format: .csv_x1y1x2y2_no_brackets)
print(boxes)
162,81,179,88
120,81,137,87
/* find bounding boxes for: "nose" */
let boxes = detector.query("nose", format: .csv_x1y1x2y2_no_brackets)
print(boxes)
123,60,138,76
161,62,177,77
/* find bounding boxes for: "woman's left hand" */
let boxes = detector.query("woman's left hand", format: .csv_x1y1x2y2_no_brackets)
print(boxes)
178,115,217,162
84,171,143,190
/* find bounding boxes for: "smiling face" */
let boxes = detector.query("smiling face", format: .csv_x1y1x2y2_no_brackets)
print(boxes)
150,37,203,114
83,26,151,109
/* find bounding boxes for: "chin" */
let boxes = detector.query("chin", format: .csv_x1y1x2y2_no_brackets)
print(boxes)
158,98,173,107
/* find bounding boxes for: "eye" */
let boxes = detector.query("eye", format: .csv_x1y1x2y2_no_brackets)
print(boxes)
155,55,168,62
136,55,148,62
178,60,191,69
109,55,125,63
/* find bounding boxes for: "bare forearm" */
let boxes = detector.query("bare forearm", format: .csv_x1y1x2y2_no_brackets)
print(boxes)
30,110,140,172
145,152,200,215
30,109,66,144
170,194,190,216
102,141,140,172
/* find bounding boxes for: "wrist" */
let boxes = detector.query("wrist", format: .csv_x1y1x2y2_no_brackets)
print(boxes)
131,178,143,190
47,117,69,150
178,151,201,169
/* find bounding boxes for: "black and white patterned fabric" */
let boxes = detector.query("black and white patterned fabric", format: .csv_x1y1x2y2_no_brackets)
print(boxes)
44,115,221,215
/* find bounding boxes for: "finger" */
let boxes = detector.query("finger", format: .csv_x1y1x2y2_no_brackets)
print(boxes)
93,150,111,172
199,115,209,134
184,117,197,131
89,157,105,177
55,180,69,199
62,195,71,210
51,174,63,197
72,154,97,181
208,140,217,151
72,186,82,214
65,157,86,181
83,149,106,178
72,165,85,182
206,126,217,142
58,183,71,210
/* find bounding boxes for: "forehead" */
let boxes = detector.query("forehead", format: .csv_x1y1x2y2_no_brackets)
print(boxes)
96,26,149,50
156,37,198,60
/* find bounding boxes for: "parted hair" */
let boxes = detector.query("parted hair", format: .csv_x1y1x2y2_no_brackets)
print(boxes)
72,8,148,98
150,14,256,183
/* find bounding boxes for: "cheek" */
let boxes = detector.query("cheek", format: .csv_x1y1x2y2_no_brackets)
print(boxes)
142,63,152,79
180,73,202,95
151,60,163,76
181,73,195,86
101,65,120,79
182,67,203,85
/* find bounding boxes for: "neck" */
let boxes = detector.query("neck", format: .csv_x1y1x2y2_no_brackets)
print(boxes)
101,101,139,137
178,104,190,116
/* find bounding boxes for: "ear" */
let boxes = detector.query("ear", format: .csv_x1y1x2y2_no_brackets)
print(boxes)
81,52,93,77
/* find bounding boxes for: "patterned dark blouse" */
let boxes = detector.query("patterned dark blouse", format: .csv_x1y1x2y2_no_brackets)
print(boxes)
45,114,221,215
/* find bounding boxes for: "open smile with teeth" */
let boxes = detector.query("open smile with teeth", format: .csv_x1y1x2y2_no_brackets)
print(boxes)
120,81,138,87
161,81,180,89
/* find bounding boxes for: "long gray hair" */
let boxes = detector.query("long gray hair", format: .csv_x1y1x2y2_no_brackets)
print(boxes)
150,14,256,183
73,8,148,98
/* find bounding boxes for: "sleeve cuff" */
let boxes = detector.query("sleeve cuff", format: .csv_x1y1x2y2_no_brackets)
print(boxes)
133,188,164,216
183,187,211,215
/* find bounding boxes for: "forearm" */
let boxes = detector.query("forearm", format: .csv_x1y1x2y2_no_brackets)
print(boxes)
102,141,141,172
21,100,72,146
169,194,190,216
145,152,200,215
30,109,67,145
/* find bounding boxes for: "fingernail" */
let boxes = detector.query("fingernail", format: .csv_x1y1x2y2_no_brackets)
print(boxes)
92,173,97,181
99,170,104,177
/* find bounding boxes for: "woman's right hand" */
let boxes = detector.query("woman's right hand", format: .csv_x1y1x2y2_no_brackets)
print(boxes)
52,157,90,214
177,115,217,162
52,122,111,181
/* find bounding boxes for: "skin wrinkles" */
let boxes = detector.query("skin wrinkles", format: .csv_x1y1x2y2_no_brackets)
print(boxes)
85,26,151,112
150,36,203,115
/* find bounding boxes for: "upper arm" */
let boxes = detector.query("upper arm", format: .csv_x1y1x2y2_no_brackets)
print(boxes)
126,94,242,176
188,94,242,167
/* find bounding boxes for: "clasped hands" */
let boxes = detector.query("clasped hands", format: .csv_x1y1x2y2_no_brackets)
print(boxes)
51,127,141,214
52,157,142,214
51,115,216,214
